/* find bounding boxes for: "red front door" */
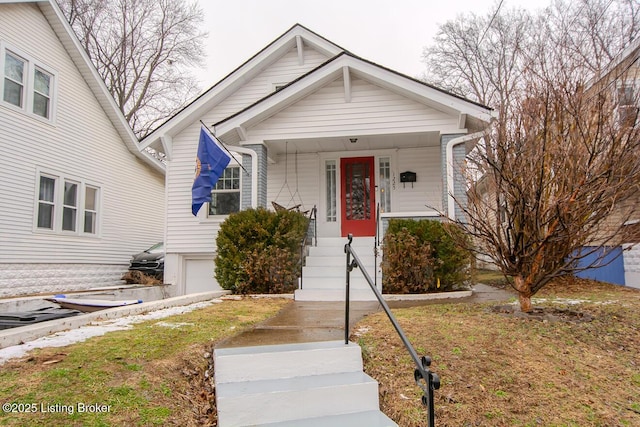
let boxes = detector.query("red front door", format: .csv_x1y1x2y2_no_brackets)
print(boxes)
341,156,375,237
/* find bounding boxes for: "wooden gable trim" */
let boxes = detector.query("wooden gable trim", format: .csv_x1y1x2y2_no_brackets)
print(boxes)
213,52,495,141
140,24,345,150
296,35,304,65
343,66,351,103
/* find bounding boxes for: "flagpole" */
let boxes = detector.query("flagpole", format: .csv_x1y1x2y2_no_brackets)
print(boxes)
199,120,250,175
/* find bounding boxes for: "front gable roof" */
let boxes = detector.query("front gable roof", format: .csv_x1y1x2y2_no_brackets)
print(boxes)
213,52,495,143
140,24,345,153
8,0,165,173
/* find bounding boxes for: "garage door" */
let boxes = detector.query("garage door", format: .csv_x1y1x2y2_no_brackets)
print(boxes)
184,259,222,294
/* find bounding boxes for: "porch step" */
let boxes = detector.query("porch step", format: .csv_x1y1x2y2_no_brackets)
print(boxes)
315,237,375,248
301,276,377,290
256,410,397,426
305,255,374,267
300,237,381,301
302,265,375,278
214,341,396,426
214,340,364,384
294,288,378,301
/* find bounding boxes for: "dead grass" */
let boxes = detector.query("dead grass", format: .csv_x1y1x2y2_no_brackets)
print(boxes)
121,270,162,285
355,278,640,426
0,297,291,426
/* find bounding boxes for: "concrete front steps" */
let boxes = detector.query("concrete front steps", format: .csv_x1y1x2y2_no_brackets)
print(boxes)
296,237,381,301
214,340,397,427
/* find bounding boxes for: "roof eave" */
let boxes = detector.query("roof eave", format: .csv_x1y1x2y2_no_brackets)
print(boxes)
36,0,165,174
213,53,494,140
140,24,346,150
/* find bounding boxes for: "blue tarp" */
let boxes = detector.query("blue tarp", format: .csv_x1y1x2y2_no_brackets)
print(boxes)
573,246,625,285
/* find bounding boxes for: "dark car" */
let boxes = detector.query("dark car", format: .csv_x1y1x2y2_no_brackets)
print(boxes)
129,242,164,278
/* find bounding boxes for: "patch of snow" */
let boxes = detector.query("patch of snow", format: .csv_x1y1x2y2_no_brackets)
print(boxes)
352,326,371,337
0,299,222,365
155,321,195,329
508,297,618,306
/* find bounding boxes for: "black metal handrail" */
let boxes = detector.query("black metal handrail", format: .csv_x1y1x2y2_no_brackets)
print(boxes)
299,205,317,289
344,234,440,427
374,202,380,288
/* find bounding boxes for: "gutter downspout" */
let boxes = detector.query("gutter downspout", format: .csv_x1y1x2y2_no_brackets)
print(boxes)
225,145,259,208
446,130,489,220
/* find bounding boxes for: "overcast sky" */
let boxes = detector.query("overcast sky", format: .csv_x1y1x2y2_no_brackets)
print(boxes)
194,0,550,90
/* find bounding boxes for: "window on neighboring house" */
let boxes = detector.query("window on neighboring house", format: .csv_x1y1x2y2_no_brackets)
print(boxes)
35,172,100,235
617,84,638,126
37,175,56,229
33,67,51,118
209,167,240,216
3,51,24,108
62,181,78,232
84,186,98,234
1,46,55,120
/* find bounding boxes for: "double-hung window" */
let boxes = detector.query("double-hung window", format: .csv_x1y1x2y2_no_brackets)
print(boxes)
617,84,638,126
1,45,55,120
3,51,24,108
36,172,100,236
209,167,240,216
37,175,56,229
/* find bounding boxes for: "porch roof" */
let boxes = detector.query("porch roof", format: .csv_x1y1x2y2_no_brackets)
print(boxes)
212,52,495,145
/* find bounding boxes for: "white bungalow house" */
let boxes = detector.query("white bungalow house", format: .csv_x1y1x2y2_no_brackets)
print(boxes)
141,24,494,298
0,0,165,297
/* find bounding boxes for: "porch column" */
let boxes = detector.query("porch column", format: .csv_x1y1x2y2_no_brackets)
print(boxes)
243,143,268,208
440,133,466,221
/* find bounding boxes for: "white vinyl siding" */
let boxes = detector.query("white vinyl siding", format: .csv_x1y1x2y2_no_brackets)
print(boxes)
249,78,459,140
395,147,442,212
211,46,329,123
267,152,319,215
0,3,164,266
164,46,330,254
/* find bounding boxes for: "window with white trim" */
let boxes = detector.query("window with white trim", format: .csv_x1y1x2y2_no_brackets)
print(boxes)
84,186,98,234
325,160,337,222
37,175,55,229
3,51,25,108
35,172,100,235
378,157,391,213
209,167,240,216
62,180,78,232
1,45,55,120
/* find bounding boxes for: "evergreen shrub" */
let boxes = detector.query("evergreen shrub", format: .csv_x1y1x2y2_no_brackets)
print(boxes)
215,208,308,294
382,219,471,293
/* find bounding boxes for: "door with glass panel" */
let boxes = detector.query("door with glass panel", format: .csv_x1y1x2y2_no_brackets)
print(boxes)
340,156,375,236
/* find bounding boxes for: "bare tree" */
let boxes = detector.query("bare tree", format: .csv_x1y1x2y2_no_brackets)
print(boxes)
423,7,533,117
424,0,640,312
58,0,207,138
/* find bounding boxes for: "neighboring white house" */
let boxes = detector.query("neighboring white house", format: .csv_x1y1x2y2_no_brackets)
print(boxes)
0,0,165,297
141,24,495,296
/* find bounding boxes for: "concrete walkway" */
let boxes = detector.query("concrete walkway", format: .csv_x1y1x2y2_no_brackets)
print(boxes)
217,283,515,348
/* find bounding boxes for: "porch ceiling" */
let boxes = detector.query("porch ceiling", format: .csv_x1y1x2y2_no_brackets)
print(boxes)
261,131,442,156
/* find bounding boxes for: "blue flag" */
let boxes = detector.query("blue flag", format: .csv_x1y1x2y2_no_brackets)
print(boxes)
191,126,232,216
